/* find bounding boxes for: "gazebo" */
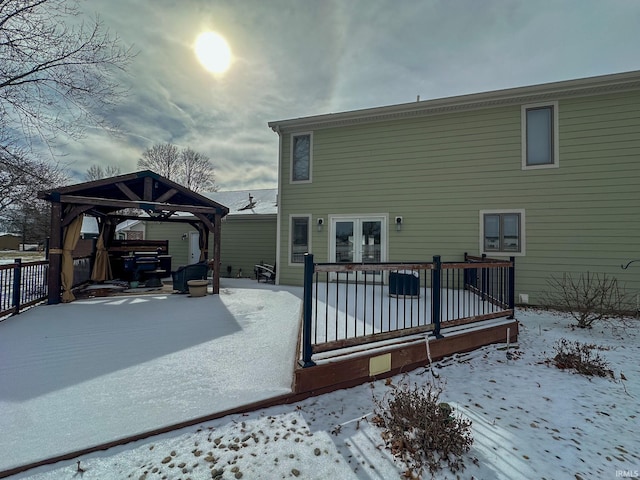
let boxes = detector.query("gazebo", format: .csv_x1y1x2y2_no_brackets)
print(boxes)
38,170,229,304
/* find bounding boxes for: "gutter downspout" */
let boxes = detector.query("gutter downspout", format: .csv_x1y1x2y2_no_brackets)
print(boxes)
273,125,282,285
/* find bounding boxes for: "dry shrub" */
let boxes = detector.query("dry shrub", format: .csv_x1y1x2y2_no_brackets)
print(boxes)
372,380,473,477
551,338,613,378
543,272,626,328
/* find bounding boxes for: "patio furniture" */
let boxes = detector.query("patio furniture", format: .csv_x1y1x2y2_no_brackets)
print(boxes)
389,270,420,297
142,269,166,288
254,263,276,283
122,253,160,283
172,262,210,293
187,279,208,297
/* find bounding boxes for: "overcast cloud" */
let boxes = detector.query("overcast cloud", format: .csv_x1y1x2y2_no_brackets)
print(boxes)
58,0,640,190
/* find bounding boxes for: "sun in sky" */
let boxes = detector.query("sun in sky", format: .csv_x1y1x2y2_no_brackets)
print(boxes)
194,31,232,74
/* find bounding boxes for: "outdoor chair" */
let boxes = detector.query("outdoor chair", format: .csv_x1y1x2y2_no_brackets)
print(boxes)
171,262,210,293
254,263,276,283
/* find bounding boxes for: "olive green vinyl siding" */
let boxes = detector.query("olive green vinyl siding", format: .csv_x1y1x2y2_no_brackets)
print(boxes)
277,90,640,306
145,216,277,279
218,215,277,278
144,221,192,268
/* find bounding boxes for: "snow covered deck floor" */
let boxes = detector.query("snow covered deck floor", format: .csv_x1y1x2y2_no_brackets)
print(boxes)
0,279,302,475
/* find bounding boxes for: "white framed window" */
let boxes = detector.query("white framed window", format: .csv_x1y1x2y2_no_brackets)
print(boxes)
521,101,559,169
480,209,525,256
290,132,312,183
289,215,311,265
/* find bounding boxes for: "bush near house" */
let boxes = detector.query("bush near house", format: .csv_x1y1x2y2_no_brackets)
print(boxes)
542,272,627,328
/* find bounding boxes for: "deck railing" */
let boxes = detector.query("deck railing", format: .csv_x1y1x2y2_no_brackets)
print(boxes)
300,253,515,367
0,256,91,320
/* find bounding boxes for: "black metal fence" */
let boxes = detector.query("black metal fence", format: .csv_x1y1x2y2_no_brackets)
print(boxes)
300,253,515,367
0,257,92,320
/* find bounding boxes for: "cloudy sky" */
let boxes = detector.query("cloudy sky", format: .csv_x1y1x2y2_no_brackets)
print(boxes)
62,0,640,191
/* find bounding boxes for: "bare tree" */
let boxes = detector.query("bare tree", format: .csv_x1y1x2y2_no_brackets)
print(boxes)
0,146,67,215
1,198,51,248
0,0,135,161
138,143,217,192
138,143,180,180
85,164,122,181
0,146,67,248
180,147,217,192
1,0,134,230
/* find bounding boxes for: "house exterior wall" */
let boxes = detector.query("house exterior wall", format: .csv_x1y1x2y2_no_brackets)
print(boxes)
218,215,277,278
275,89,640,306
146,215,277,278
144,221,190,268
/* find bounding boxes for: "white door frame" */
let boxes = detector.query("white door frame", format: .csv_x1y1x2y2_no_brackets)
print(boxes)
328,214,387,280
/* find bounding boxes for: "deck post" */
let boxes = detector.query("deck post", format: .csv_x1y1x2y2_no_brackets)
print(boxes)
212,213,221,294
299,253,316,367
47,200,63,305
431,255,444,339
481,253,488,300
508,256,516,319
12,259,21,315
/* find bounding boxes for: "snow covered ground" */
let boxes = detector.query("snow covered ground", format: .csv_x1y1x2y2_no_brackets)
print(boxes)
5,304,638,479
0,279,302,475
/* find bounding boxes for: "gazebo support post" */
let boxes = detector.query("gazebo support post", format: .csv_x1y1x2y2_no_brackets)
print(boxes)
47,201,63,305
213,213,222,294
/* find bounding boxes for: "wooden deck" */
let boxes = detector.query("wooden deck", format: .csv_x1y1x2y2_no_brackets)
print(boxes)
294,318,519,395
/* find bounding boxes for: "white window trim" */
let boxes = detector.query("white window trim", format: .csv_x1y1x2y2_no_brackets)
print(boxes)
521,101,559,170
327,213,388,264
290,132,313,183
479,209,526,257
288,214,312,267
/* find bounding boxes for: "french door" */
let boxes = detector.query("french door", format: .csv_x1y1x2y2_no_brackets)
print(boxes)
330,216,386,281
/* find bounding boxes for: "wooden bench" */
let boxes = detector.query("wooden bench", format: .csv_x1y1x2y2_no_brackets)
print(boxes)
254,263,276,283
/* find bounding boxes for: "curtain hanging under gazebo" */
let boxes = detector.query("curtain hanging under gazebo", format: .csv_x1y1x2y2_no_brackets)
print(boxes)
198,225,206,262
90,221,113,282
61,214,84,302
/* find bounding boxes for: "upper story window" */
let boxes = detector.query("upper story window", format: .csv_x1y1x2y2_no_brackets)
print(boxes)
522,102,559,170
291,133,312,182
480,209,525,256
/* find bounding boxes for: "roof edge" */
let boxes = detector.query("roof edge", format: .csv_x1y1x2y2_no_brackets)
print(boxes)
268,70,640,132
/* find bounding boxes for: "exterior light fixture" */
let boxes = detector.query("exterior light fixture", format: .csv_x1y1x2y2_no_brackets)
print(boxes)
317,217,324,232
395,216,403,232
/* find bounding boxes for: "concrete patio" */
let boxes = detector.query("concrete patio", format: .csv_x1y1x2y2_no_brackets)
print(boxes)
0,279,302,475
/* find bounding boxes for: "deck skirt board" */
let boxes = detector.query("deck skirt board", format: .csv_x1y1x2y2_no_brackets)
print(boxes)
294,319,519,395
